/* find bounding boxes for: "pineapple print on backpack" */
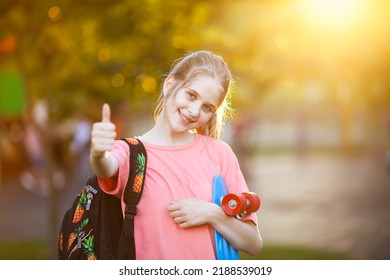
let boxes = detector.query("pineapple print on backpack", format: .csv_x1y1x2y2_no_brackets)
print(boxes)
83,236,97,260
68,218,89,251
133,152,146,193
72,190,87,223
125,137,146,193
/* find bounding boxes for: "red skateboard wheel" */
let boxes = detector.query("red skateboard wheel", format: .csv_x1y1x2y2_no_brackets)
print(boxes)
242,192,261,213
221,193,247,216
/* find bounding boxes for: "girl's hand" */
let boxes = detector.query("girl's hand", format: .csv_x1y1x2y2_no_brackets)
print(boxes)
90,103,117,159
168,198,263,255
168,199,221,229
89,103,119,179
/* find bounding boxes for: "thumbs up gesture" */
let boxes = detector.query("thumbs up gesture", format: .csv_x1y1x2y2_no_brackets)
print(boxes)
90,103,117,159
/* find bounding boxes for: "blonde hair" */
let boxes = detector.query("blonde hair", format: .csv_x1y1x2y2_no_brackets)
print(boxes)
154,50,234,139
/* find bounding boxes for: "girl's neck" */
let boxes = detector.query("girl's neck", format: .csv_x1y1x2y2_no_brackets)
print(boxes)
141,118,195,146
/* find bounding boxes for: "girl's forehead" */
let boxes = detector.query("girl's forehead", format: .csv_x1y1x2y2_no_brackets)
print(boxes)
186,75,224,103
186,74,224,93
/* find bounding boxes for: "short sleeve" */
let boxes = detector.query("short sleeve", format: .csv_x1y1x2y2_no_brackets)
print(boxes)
98,140,130,198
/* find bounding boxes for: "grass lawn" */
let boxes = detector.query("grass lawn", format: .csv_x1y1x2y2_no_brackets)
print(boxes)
0,240,49,260
241,244,352,260
0,240,352,260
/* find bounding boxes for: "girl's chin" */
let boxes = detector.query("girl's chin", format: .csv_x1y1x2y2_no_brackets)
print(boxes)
170,122,196,135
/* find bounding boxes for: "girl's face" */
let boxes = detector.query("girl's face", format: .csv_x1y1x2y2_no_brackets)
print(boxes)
163,74,223,136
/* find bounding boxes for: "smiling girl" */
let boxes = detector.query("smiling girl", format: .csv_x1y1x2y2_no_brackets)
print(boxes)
90,50,263,259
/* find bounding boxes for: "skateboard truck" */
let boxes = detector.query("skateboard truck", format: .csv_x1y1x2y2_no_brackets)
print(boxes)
221,192,261,219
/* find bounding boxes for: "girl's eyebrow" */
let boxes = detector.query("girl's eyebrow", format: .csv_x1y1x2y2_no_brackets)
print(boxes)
187,88,199,96
187,88,217,110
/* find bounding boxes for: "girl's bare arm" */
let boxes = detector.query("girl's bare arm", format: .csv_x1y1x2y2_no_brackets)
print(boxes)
168,199,263,256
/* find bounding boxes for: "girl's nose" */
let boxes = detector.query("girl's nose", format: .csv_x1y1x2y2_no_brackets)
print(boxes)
188,102,201,118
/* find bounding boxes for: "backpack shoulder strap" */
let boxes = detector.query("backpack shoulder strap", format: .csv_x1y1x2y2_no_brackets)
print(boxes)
117,137,147,259
121,137,147,207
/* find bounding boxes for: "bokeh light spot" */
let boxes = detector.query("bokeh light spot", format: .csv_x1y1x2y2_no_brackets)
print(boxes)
48,6,61,21
111,73,125,88
137,75,157,93
97,48,111,63
172,35,188,49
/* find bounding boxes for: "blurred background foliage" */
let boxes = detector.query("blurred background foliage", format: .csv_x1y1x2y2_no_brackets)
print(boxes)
0,0,390,259
2,0,389,120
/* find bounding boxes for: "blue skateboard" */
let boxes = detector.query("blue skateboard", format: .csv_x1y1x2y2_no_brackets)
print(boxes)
212,175,239,260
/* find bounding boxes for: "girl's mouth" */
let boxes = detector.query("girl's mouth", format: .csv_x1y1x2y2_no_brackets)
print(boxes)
178,111,193,125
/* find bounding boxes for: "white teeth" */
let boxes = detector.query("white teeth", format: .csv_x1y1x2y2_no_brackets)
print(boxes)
179,111,191,124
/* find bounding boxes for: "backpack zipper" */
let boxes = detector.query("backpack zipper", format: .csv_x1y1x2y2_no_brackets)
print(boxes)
85,185,98,210
77,231,85,248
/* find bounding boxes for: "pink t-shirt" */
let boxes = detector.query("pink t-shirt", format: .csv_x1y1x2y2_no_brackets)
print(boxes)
98,134,257,260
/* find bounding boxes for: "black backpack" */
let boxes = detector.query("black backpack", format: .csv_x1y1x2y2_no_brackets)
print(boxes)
58,138,147,260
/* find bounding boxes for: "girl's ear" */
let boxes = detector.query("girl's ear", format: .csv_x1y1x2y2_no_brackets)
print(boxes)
163,76,175,96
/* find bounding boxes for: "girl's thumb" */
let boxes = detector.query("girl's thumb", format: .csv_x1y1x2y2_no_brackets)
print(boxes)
102,103,111,123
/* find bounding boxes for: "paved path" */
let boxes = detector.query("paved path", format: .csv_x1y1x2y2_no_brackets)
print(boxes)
250,152,390,259
1,152,389,259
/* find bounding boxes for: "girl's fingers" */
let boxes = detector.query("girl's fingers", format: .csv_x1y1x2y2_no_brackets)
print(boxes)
167,201,181,212
173,217,184,223
91,130,117,139
92,122,116,132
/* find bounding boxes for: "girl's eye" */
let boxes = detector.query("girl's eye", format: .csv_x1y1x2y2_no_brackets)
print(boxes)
187,92,196,99
203,105,213,113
